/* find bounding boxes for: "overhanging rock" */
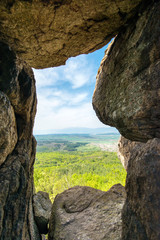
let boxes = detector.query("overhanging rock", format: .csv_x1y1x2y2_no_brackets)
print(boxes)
0,0,144,68
93,1,160,142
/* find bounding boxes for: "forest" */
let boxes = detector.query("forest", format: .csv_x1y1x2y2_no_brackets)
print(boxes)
34,134,126,201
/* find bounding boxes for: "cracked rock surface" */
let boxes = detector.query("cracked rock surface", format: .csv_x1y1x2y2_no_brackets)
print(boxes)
0,0,144,68
92,1,160,142
48,185,126,240
122,138,160,240
0,91,17,166
0,42,39,240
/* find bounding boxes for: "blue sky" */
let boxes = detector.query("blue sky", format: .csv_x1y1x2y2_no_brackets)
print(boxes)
33,44,111,134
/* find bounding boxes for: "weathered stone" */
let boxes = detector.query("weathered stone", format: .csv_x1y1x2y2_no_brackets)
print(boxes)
33,191,52,234
0,1,159,239
0,42,39,240
0,0,145,68
118,136,145,171
48,184,126,240
0,91,17,166
122,138,160,240
92,1,160,142
0,42,37,140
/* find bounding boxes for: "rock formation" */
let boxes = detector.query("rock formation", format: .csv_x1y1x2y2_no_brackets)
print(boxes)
0,92,17,166
0,42,39,240
118,136,160,238
0,0,159,239
92,1,160,142
122,138,160,240
48,184,126,240
118,136,145,171
33,191,52,234
0,0,144,68
93,1,160,239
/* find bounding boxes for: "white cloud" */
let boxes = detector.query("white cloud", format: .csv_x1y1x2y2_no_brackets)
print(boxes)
37,88,88,108
34,68,59,88
72,93,88,104
33,54,95,91
35,88,89,126
33,47,108,134
64,55,95,88
34,102,105,133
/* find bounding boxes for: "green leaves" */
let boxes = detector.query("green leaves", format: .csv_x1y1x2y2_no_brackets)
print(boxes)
34,151,126,201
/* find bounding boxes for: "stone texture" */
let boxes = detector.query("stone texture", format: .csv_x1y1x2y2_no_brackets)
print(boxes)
0,1,159,239
122,138,160,240
48,184,126,240
33,191,52,234
118,136,145,171
0,0,145,68
0,42,39,240
0,91,17,166
92,1,160,142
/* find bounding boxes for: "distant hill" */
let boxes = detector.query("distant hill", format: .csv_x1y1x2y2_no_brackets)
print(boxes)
34,127,119,135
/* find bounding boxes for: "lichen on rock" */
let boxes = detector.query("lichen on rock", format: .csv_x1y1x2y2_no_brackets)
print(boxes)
0,0,144,68
48,184,126,240
92,1,160,142
122,138,160,240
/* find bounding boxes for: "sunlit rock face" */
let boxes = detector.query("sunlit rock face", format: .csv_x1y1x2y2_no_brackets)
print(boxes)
0,0,144,68
0,0,160,239
92,1,160,142
0,42,39,240
48,184,126,240
92,2,160,239
118,136,145,171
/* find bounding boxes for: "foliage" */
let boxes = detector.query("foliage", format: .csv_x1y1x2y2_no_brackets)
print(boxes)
35,133,120,152
34,151,126,201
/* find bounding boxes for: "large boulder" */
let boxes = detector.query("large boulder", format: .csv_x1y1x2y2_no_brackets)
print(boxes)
0,0,145,68
48,184,126,240
33,191,52,234
0,42,37,140
0,42,39,240
122,138,160,240
118,136,145,171
0,1,159,239
92,1,160,142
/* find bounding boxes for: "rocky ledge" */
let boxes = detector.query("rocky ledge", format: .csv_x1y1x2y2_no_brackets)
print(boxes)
48,184,126,240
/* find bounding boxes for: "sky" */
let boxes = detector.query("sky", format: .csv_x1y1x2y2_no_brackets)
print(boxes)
33,44,113,135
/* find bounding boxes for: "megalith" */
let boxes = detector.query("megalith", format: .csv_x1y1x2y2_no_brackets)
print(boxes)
93,1,160,239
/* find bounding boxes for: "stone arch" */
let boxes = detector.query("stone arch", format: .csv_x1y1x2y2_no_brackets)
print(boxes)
0,0,159,239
